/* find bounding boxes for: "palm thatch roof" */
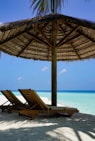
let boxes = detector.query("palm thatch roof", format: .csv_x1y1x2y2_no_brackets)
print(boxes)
0,14,95,61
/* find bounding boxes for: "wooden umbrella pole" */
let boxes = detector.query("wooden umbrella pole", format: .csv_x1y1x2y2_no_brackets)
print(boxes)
51,20,57,106
52,46,57,106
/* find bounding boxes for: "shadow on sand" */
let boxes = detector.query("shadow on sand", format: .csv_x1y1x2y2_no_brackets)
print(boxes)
0,111,95,141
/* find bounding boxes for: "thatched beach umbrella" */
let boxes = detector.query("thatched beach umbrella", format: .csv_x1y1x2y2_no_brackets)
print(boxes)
0,14,95,106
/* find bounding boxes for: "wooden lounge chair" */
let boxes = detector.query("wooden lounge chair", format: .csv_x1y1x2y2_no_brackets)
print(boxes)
0,90,28,113
18,89,79,119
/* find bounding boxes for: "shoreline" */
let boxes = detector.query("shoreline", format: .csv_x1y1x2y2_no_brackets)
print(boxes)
0,94,95,115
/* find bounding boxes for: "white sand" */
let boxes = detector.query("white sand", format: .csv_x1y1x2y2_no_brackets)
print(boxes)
0,95,95,141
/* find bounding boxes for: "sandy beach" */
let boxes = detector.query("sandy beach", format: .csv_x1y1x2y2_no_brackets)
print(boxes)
0,95,95,141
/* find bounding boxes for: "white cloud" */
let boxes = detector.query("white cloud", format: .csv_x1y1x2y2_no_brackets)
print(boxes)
41,66,48,72
59,68,67,75
17,76,23,81
0,22,3,25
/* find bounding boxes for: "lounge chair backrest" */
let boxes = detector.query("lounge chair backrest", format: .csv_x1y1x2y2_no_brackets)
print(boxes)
19,89,48,110
1,90,23,106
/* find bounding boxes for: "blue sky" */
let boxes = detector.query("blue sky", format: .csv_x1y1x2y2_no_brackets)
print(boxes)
0,0,95,91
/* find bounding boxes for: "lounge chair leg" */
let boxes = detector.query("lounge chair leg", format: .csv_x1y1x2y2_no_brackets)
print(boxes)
19,113,21,116
68,113,73,117
2,108,5,112
30,113,38,120
7,107,12,113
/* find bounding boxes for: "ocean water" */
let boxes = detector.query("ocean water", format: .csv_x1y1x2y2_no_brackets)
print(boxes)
0,90,95,115
37,91,95,115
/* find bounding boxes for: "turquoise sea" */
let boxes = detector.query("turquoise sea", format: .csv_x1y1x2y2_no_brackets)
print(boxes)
37,90,95,115
0,90,95,115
